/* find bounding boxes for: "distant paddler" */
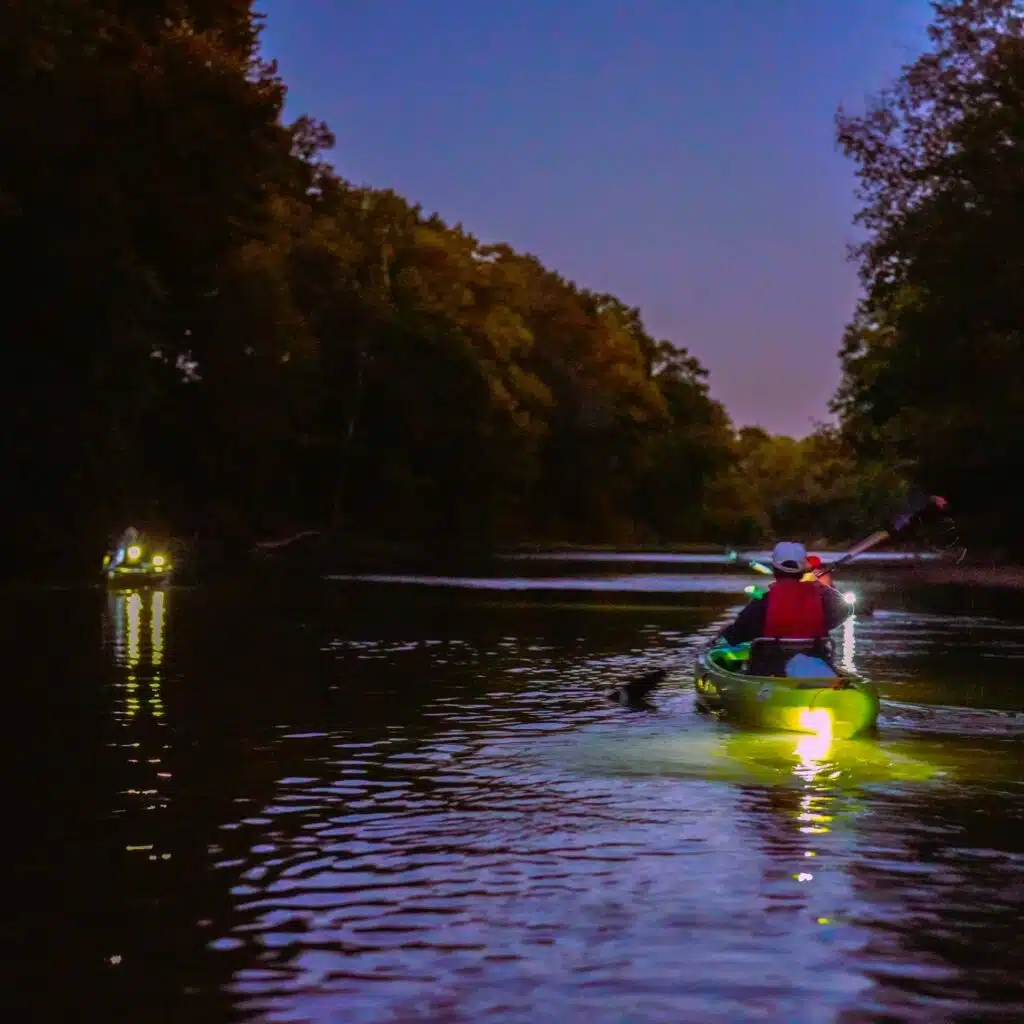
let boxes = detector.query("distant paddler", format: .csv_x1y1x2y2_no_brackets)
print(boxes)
727,547,772,600
108,525,140,571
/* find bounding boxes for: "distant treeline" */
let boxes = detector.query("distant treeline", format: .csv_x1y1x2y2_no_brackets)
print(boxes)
4,2,1007,577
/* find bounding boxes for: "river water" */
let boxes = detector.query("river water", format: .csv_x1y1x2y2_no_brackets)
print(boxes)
7,555,1024,1022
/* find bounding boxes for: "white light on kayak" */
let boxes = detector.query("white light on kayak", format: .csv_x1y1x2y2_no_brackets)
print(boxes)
797,707,833,739
843,591,857,605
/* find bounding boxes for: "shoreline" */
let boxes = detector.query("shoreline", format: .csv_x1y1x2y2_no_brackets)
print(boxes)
900,564,1024,589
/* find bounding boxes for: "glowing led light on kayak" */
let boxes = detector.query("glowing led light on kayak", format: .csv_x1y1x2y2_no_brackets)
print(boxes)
798,708,833,738
843,591,857,605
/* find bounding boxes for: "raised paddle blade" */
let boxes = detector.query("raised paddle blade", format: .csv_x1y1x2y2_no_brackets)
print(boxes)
726,547,773,575
813,496,954,578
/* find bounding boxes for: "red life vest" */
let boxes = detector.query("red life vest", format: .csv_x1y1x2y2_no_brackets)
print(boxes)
763,578,827,638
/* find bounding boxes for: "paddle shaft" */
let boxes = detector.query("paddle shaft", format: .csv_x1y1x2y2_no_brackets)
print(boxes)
730,496,948,582
811,529,888,578
811,496,949,579
726,549,773,575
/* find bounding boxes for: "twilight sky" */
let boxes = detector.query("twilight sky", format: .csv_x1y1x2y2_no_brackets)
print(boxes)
258,0,932,436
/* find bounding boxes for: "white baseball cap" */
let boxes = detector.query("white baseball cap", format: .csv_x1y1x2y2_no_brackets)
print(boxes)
771,541,809,574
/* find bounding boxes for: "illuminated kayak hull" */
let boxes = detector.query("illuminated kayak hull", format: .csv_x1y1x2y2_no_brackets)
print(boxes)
693,643,879,739
104,565,173,586
102,544,174,586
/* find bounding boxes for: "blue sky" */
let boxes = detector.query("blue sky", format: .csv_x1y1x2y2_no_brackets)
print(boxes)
258,0,933,436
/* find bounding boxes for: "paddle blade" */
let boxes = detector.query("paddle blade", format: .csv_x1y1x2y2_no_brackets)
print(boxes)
607,668,668,705
815,496,957,577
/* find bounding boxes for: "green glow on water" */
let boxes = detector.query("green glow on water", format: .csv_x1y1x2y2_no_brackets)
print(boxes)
554,724,947,790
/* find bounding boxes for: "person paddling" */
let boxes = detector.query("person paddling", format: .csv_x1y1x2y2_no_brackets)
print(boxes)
109,525,140,569
716,541,852,674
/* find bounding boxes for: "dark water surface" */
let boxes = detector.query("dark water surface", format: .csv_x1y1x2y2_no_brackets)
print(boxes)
6,560,1024,1023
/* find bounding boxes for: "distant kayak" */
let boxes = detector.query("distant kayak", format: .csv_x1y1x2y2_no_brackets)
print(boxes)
694,641,880,739
102,538,173,585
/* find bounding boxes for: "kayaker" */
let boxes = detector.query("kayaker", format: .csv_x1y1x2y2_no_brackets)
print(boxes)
109,525,140,569
717,541,852,674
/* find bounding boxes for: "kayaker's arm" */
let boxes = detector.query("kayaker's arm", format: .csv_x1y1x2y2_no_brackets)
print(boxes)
718,598,767,646
821,585,854,630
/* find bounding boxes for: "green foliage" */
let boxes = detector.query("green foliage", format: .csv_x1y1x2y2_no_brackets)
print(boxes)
708,426,909,546
3,1,904,575
1,0,315,564
834,0,1024,548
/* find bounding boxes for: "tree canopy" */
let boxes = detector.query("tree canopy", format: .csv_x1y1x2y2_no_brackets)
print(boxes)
833,0,1024,550
1,1,895,577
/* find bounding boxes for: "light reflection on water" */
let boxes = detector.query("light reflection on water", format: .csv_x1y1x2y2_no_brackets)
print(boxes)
502,551,939,564
9,566,1024,1023
105,587,172,860
325,571,763,593
197,587,1022,1023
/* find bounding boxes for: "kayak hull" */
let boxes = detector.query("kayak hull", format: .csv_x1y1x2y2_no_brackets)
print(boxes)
693,643,879,739
102,542,173,586
105,567,173,586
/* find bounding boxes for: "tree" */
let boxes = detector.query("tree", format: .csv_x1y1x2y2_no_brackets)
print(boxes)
0,1,327,568
834,0,1024,547
0,0,752,574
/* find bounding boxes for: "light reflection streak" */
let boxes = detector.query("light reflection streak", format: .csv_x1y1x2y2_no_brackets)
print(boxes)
840,614,857,673
104,586,172,859
151,589,165,667
126,592,142,668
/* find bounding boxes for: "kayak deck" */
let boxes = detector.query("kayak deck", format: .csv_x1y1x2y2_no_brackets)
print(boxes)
694,641,879,739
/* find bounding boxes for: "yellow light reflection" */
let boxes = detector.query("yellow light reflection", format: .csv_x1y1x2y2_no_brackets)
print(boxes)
126,592,142,668
150,590,164,667
794,707,833,781
797,792,834,835
126,545,142,562
105,583,173,862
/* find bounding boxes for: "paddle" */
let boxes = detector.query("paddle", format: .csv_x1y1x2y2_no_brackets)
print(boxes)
809,494,952,579
608,495,954,705
727,495,952,583
607,668,668,707
726,548,773,576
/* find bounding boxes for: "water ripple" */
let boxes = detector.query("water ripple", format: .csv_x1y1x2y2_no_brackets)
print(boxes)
204,623,1024,1022
16,572,1021,1023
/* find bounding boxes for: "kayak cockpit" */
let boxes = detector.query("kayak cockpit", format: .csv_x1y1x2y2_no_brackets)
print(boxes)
710,637,843,681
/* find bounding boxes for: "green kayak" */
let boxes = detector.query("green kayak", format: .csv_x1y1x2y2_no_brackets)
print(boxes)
693,640,880,739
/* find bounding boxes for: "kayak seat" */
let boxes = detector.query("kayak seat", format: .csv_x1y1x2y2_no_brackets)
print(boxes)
749,637,837,678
